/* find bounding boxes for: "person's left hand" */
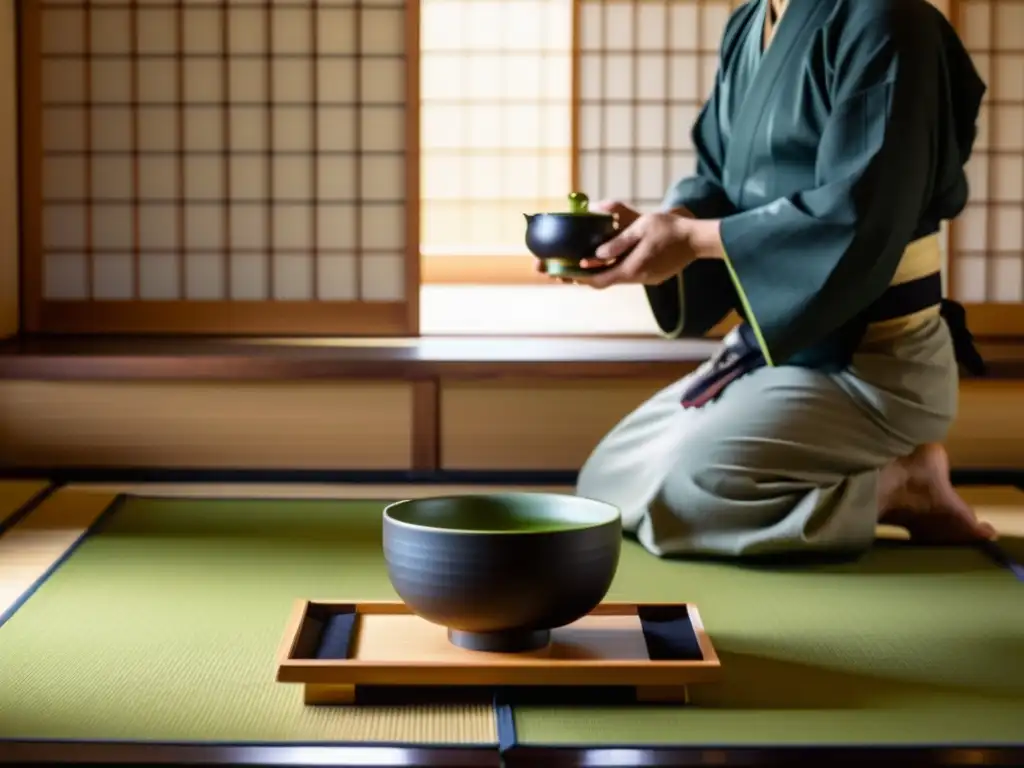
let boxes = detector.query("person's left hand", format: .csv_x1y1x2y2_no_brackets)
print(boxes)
574,212,710,289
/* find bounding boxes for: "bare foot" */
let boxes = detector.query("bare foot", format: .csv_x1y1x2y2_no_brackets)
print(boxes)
878,444,997,544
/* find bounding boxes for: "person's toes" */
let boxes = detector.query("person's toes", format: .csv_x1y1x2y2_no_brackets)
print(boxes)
933,484,997,540
977,519,999,540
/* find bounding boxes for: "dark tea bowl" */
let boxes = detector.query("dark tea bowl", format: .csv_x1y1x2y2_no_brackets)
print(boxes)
524,192,621,278
382,492,622,653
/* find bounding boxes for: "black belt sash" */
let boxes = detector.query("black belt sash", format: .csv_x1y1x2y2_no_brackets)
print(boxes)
679,272,985,409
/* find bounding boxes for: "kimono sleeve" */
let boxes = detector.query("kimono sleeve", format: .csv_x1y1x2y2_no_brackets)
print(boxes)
646,15,744,339
717,7,959,365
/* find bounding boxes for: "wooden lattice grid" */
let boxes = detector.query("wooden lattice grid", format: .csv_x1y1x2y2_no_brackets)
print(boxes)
23,0,420,334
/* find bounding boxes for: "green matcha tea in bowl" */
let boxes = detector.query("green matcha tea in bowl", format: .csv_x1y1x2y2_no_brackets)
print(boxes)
382,492,622,653
524,192,624,278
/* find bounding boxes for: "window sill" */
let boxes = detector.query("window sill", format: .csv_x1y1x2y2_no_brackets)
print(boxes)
420,255,548,285
0,332,718,380
419,283,662,336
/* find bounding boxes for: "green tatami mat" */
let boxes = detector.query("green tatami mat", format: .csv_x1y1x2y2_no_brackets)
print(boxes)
0,498,496,744
3,495,1021,747
515,537,1024,746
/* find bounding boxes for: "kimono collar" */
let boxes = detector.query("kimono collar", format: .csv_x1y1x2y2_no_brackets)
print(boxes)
764,0,789,48
728,0,831,196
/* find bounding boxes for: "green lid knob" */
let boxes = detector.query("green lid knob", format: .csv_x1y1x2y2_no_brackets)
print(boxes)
567,192,589,214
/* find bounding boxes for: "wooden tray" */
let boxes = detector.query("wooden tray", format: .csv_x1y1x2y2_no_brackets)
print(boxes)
276,600,721,705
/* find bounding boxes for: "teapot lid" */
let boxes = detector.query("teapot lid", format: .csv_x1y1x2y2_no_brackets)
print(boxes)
560,192,612,217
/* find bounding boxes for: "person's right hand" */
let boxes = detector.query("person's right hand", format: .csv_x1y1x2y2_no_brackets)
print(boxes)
534,200,643,281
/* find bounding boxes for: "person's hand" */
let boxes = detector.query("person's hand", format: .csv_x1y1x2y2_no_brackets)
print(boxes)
574,212,719,290
534,200,642,282
593,200,642,227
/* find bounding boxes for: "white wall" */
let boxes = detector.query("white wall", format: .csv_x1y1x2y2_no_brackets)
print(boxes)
420,284,660,336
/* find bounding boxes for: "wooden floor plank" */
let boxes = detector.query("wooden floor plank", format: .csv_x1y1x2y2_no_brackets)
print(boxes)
0,487,119,620
959,485,1024,536
0,481,50,527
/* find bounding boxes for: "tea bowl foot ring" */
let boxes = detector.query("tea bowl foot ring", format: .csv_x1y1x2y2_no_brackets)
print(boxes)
447,628,552,653
541,258,612,279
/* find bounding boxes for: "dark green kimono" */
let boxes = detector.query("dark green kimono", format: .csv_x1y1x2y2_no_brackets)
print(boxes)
650,0,985,369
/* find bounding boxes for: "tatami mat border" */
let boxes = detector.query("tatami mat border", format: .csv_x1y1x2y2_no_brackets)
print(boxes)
0,741,500,766
498,745,1024,766
4,740,1023,766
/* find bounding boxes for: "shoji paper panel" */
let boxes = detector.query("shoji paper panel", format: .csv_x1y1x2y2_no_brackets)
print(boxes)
576,0,738,209
419,0,572,255
952,0,1024,307
28,0,415,333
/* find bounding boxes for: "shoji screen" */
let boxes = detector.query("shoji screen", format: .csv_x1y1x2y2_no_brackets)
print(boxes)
418,0,572,257
951,0,1024,335
575,0,737,210
21,0,418,335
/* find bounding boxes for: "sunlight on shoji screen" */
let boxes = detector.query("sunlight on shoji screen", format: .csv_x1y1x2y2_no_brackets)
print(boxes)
419,0,572,256
577,0,735,210
954,0,1024,303
39,0,407,303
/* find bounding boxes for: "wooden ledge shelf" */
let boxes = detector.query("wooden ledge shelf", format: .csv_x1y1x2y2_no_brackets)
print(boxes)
1,335,1022,473
0,335,719,380
2,335,1024,381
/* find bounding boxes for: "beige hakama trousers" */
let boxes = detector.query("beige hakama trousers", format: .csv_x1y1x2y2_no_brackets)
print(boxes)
575,316,959,558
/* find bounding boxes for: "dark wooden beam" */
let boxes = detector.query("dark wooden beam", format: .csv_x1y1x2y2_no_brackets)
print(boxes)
2,335,1023,380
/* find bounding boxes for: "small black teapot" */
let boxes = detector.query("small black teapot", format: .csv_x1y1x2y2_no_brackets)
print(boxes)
524,192,622,278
